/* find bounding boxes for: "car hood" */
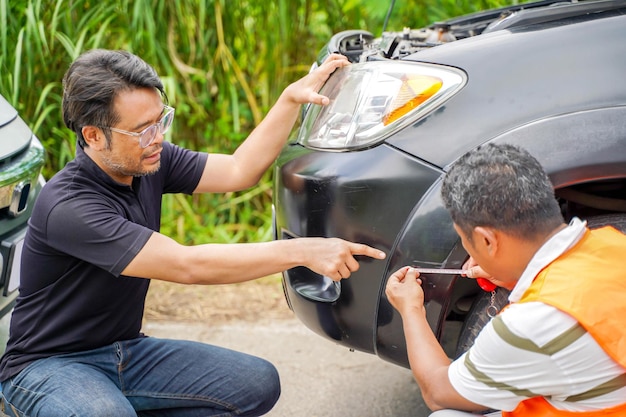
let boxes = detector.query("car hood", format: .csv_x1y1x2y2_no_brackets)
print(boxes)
0,94,35,160
384,11,626,169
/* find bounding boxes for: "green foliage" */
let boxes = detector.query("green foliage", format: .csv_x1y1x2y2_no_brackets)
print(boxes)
2,0,525,245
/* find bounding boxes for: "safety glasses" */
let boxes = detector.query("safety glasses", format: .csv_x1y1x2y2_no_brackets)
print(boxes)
107,105,175,148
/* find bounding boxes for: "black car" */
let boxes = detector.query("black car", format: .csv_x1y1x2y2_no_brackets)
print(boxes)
272,0,626,368
0,94,46,344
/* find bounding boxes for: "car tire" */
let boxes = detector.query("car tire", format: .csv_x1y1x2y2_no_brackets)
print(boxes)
585,213,626,233
454,287,510,359
453,213,626,359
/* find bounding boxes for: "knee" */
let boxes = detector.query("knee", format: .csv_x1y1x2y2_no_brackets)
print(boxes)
254,359,281,414
241,359,281,416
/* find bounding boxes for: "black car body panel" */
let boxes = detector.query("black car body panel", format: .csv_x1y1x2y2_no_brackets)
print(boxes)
386,10,626,169
273,0,626,368
276,144,442,352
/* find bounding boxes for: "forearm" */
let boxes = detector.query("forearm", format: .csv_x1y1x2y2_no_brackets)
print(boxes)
386,267,486,412
232,55,348,179
124,232,383,284
183,239,305,284
195,55,348,193
232,90,301,185
400,307,485,412
400,307,455,408
126,234,306,284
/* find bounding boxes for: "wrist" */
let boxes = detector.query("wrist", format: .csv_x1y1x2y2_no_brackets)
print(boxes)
279,84,300,106
400,304,427,319
287,238,309,268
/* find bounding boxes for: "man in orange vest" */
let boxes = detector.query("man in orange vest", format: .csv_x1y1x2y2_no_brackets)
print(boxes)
385,143,626,416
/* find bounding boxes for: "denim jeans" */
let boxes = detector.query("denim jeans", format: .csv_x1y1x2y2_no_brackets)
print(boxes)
0,337,280,417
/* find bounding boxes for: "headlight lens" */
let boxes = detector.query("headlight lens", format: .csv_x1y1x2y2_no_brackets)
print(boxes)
298,61,466,150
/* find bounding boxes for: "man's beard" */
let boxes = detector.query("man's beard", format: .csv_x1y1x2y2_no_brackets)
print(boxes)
100,143,162,179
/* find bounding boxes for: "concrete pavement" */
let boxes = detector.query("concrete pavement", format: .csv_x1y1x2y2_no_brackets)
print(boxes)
144,318,431,417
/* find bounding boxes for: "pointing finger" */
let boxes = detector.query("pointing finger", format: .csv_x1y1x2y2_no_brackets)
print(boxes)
349,243,386,260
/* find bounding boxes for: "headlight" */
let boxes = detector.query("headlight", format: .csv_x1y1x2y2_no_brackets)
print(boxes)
297,61,466,151
0,140,45,217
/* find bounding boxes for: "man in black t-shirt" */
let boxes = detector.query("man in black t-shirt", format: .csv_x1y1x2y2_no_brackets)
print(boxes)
0,49,386,417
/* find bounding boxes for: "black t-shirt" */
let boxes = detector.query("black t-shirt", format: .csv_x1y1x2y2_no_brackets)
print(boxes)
0,142,207,381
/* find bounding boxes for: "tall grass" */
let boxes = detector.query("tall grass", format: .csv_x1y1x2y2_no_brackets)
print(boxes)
2,0,523,245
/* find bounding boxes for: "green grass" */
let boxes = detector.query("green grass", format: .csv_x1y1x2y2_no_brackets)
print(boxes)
2,0,526,245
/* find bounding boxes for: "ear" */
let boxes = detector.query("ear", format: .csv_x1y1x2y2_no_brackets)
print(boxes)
473,226,499,257
81,126,105,150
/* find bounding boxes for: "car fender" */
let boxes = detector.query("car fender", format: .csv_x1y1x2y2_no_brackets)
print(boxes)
484,106,626,188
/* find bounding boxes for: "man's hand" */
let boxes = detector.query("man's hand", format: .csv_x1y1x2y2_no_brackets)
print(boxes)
462,257,489,279
385,266,489,412
302,237,385,281
385,266,426,316
462,257,507,290
284,53,350,106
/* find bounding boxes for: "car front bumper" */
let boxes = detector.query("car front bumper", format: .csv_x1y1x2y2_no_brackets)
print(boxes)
273,142,472,365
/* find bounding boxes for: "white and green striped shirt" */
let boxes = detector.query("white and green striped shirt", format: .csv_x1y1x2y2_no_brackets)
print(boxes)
448,218,626,412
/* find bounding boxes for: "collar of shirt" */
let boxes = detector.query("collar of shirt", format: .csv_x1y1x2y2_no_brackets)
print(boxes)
75,141,142,192
509,217,587,303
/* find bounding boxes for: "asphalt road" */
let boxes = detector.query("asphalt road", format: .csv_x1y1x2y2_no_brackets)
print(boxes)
144,318,432,417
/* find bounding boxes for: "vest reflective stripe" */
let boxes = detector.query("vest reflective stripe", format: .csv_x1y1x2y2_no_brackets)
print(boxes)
505,226,626,416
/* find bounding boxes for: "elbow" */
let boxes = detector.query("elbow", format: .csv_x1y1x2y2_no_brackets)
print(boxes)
422,388,487,415
178,271,201,285
238,175,262,190
422,391,447,412
229,163,263,191
165,256,203,285
416,376,457,412
169,265,198,285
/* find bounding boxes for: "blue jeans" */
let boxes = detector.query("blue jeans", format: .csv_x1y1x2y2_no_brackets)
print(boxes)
0,337,280,416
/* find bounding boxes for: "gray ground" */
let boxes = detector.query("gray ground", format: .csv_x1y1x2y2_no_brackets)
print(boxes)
144,319,431,417
0,305,432,416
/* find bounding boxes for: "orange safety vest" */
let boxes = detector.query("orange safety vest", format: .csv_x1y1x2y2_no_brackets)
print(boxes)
502,226,626,417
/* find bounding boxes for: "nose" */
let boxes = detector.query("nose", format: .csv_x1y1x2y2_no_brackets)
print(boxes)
151,129,165,147
143,126,164,148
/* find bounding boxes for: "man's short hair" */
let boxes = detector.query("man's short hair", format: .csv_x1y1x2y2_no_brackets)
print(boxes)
441,143,563,240
62,49,166,147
